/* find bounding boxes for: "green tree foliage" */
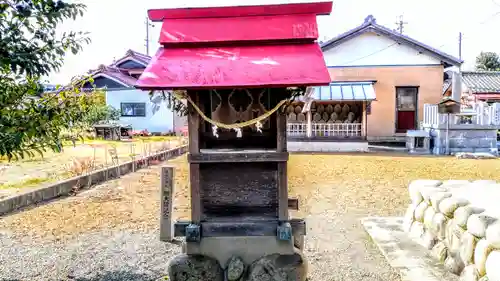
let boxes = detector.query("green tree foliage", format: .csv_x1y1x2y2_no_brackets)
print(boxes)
0,0,93,160
60,89,121,145
84,104,120,126
475,52,500,71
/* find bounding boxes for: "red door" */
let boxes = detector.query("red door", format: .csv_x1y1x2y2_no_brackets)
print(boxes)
396,87,418,133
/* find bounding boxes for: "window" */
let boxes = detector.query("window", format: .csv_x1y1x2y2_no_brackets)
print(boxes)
396,87,418,111
121,103,146,117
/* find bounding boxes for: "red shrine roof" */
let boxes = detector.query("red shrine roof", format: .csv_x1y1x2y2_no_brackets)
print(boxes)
135,2,333,90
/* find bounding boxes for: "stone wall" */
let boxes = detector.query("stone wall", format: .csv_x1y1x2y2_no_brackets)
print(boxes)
428,126,498,155
404,180,500,281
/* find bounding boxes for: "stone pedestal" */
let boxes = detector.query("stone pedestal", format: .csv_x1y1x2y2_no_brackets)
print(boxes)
424,125,499,155
406,130,431,154
168,247,308,281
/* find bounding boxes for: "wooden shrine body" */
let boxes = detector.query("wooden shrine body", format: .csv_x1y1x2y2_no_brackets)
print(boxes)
135,2,333,280
181,88,301,260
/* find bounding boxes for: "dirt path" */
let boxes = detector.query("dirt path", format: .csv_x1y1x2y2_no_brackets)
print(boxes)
1,153,499,280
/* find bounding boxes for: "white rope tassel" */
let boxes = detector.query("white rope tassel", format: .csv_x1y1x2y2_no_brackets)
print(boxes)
233,128,242,138
212,125,219,138
255,121,263,133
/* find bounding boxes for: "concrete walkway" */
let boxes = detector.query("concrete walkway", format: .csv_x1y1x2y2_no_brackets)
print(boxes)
361,217,458,281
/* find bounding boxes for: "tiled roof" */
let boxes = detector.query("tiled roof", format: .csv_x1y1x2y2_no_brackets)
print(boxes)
86,50,151,88
321,15,463,67
442,79,452,94
113,49,152,67
461,71,500,93
94,65,138,87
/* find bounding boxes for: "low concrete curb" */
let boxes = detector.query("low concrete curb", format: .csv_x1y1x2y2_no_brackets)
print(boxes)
0,145,188,216
361,217,457,281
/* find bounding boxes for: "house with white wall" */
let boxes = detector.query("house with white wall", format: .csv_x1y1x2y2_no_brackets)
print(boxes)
287,15,462,151
83,50,187,134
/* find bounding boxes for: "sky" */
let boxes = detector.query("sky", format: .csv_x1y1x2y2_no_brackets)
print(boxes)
47,0,500,84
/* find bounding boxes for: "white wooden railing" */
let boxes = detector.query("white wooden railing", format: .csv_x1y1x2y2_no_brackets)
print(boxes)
287,122,362,138
422,103,500,127
287,123,307,137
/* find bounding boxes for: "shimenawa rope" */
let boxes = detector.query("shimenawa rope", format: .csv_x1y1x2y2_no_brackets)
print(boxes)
173,92,288,138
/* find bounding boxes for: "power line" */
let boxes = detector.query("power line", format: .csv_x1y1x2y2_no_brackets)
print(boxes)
436,8,500,49
145,17,155,56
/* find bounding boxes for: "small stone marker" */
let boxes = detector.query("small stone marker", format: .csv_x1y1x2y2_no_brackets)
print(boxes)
160,165,174,242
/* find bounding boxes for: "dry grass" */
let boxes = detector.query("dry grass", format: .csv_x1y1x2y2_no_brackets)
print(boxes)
0,137,184,193
289,153,500,217
1,153,499,242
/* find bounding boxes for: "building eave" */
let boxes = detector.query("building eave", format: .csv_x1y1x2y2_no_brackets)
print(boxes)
92,73,134,88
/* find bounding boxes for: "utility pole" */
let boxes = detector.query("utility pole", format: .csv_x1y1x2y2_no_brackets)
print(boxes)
395,15,408,34
145,17,154,56
458,32,463,60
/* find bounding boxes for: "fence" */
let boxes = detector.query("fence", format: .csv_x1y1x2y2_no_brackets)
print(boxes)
287,122,362,139
0,144,188,216
422,103,500,127
66,136,188,179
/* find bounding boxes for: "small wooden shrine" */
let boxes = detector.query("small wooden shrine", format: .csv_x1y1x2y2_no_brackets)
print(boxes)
93,123,132,141
136,2,333,280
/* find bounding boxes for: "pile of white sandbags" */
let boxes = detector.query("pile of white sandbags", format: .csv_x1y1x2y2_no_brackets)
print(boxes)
404,180,500,281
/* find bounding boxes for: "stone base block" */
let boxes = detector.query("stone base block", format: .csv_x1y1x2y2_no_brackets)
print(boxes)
184,236,295,267
168,248,308,281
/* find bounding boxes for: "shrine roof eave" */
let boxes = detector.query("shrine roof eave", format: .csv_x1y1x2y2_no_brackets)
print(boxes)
134,43,331,91
147,1,333,21
135,81,331,91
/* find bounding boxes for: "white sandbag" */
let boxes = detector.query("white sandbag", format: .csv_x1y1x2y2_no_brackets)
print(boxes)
430,192,452,212
403,203,418,232
460,265,480,281
439,197,470,218
424,207,437,231
432,213,448,241
444,255,465,275
455,206,486,229
432,241,448,263
441,180,470,189
410,191,424,205
471,180,497,186
408,180,442,194
445,218,455,247
468,215,498,238
422,187,448,204
409,179,442,188
408,181,426,204
415,201,430,222
461,231,479,265
423,230,438,250
450,223,466,256
409,221,425,239
486,250,500,281
485,222,500,248
475,239,495,276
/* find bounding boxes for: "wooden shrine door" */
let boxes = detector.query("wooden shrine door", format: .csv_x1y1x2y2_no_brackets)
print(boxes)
396,87,418,133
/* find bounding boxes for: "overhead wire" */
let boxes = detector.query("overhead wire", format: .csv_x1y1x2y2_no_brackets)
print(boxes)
324,5,500,66
436,5,500,49
336,42,399,65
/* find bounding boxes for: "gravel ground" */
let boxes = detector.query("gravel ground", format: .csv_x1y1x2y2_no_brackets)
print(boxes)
1,153,499,281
